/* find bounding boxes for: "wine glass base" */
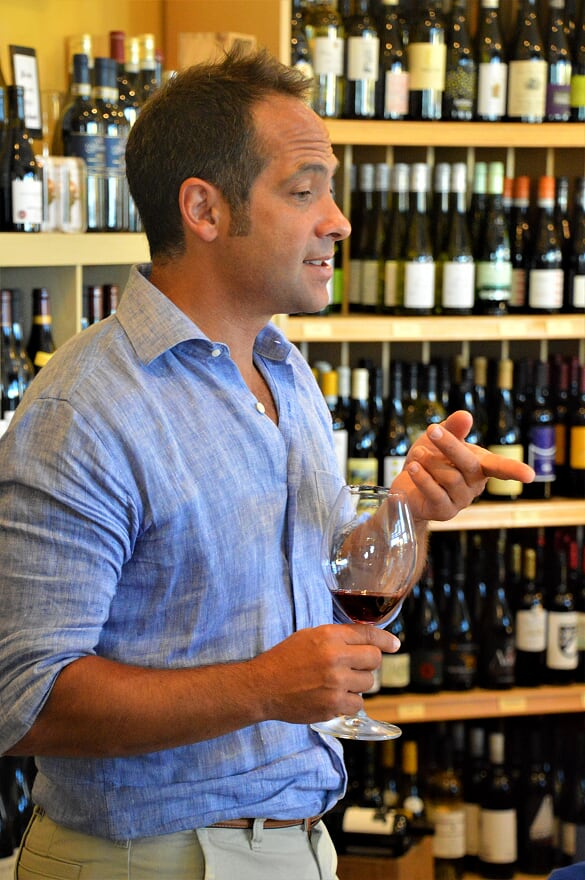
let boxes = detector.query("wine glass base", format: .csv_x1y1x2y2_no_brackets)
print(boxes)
310,714,402,741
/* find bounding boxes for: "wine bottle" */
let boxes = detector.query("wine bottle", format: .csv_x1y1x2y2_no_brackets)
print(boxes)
555,175,572,267
350,163,375,310
570,0,585,121
478,730,518,880
137,34,160,104
344,0,380,119
508,175,532,313
306,0,345,118
118,37,142,233
449,366,483,446
401,162,435,315
466,530,488,632
382,162,409,313
522,360,557,500
0,85,43,232
463,724,488,873
545,546,578,684
468,161,488,250
558,726,585,865
472,356,489,444
410,561,444,693
347,366,378,484
439,162,475,316
565,362,585,499
0,779,15,875
551,356,570,495
379,359,410,487
58,52,106,232
405,362,446,445
291,0,315,84
380,608,410,693
399,739,426,821
527,175,564,314
433,531,454,625
545,0,573,122
109,29,126,98
484,358,524,501
443,535,478,691
322,369,349,480
93,57,130,232
432,161,451,263
475,0,508,121
360,162,388,312
26,287,57,374
427,730,466,880
10,288,34,397
0,289,23,422
474,162,512,315
380,740,400,810
407,1,446,120
514,547,547,687
377,0,409,120
4,756,33,851
517,727,555,874
443,0,476,121
478,531,516,689
565,176,585,312
507,0,548,122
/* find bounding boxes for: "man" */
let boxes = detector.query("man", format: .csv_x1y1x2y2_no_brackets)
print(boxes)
0,49,534,879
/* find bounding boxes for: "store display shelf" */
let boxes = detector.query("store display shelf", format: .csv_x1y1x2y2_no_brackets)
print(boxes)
366,683,585,725
277,314,585,343
429,499,585,532
0,233,150,268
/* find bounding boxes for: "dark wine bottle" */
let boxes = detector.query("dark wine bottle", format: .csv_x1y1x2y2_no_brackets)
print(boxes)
475,0,508,121
448,366,482,446
93,57,130,232
514,547,547,686
570,0,585,121
0,289,23,422
522,360,556,500
557,726,585,865
551,356,571,495
478,531,516,689
0,85,42,232
507,0,548,122
405,362,446,445
517,727,555,874
508,175,531,313
377,0,409,120
410,561,444,693
399,739,426,821
565,362,585,499
379,360,410,487
137,33,160,105
443,0,476,121
360,163,388,312
443,535,478,691
407,1,446,120
527,175,564,314
321,369,349,480
344,0,380,119
468,161,488,252
545,0,573,122
463,724,488,873
545,547,578,684
350,162,375,311
26,287,57,374
427,731,466,880
382,162,409,313
474,162,511,316
478,730,518,879
380,608,410,694
432,161,451,263
466,530,488,632
347,366,378,485
565,176,585,312
290,0,315,83
484,358,524,501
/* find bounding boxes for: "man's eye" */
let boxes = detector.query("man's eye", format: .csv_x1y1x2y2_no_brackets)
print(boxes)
293,190,311,200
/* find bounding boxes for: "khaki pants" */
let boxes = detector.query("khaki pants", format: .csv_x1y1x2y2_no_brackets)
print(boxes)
16,808,339,880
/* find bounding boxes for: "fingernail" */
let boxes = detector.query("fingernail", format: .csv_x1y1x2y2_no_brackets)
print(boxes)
408,462,420,475
429,426,443,439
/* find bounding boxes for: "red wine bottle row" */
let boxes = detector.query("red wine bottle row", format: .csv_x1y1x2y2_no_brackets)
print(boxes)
293,0,585,123
0,757,35,872
328,713,585,878
316,353,585,500
378,525,584,696
336,161,584,315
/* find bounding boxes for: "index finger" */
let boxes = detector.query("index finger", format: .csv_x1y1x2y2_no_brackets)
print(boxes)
424,424,535,485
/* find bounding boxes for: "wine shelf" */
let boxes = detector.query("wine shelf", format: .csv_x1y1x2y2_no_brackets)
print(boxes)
277,313,585,343
429,498,585,532
366,683,585,725
0,232,149,268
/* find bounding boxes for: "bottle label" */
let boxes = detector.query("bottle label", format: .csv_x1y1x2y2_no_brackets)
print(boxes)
546,82,571,119
527,426,556,483
479,808,518,864
384,70,409,116
442,261,475,310
104,133,127,176
570,426,585,471
312,36,344,77
507,59,547,119
445,644,478,688
403,261,435,309
510,267,527,309
381,651,410,689
347,457,378,485
33,351,54,369
555,423,566,467
11,178,43,226
333,429,348,481
516,606,547,652
570,73,585,110
408,43,447,91
475,260,512,302
528,793,554,843
572,275,585,310
67,131,106,173
383,454,406,488
465,802,480,857
347,36,380,83
477,62,507,118
383,260,400,309
546,611,578,670
485,444,524,497
411,649,444,687
528,268,564,310
361,259,380,307
483,636,515,686
432,807,466,859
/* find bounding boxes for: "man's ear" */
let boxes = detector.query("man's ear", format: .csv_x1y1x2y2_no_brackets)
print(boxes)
179,178,222,242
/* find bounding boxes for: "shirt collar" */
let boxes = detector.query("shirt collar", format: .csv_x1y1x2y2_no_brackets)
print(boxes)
116,264,293,366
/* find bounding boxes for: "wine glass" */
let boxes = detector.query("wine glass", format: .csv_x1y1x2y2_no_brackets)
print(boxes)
311,485,417,741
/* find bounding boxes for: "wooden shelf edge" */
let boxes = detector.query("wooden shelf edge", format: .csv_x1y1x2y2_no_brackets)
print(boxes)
366,684,585,724
0,233,150,268
429,499,585,532
276,314,585,343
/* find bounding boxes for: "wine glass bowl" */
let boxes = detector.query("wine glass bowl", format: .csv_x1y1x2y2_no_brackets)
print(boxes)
312,485,417,741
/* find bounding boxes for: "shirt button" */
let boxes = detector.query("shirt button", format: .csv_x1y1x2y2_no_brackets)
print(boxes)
211,348,222,358
255,402,266,414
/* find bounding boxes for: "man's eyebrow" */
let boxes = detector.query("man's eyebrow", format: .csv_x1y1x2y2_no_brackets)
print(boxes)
286,160,340,182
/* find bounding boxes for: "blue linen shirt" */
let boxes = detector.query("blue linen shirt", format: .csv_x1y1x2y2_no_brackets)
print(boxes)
0,265,347,840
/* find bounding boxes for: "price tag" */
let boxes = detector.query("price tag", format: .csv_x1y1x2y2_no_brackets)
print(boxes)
397,703,426,721
302,321,332,339
498,696,527,713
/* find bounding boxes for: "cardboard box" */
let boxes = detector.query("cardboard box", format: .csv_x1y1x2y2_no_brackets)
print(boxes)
178,32,257,69
337,834,433,880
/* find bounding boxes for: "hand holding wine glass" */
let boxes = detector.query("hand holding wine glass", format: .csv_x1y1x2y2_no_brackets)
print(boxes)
311,485,417,741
